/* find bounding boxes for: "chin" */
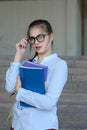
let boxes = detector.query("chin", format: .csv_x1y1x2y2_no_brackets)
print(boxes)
36,51,44,55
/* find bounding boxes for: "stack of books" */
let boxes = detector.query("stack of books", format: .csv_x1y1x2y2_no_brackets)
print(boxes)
19,60,48,107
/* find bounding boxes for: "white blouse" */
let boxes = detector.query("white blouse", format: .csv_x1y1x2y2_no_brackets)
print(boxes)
5,53,68,130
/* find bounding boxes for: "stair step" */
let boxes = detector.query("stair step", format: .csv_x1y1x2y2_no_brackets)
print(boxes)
59,92,87,105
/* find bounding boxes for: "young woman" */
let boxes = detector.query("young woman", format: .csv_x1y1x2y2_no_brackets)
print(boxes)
5,19,68,130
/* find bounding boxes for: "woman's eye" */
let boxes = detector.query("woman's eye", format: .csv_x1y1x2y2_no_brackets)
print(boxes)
38,35,44,40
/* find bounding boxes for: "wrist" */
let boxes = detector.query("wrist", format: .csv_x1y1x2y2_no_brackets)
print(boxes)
14,53,23,62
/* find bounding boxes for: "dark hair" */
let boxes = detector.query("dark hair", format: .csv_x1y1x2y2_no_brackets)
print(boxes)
27,19,53,61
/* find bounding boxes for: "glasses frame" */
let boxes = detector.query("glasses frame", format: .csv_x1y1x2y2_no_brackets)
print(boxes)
27,34,48,45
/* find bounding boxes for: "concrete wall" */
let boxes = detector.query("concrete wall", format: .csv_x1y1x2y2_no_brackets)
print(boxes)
66,0,82,56
0,0,82,56
84,19,87,55
84,0,87,55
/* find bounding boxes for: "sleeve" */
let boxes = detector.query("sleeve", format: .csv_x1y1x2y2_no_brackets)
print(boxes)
5,62,21,93
16,60,68,110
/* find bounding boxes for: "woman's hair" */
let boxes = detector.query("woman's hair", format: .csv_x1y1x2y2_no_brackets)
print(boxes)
27,19,53,61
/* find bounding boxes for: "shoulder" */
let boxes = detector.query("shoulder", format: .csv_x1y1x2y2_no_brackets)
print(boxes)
55,56,68,70
56,56,67,64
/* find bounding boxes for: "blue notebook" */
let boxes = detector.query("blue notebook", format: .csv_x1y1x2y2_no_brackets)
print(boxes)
23,60,48,81
20,61,48,107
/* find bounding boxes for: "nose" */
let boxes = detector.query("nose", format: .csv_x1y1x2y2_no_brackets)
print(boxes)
34,38,39,45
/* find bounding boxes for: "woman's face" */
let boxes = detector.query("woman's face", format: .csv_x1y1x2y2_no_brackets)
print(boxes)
29,27,54,55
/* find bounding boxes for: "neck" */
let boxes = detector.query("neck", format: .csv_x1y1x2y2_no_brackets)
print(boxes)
37,50,52,63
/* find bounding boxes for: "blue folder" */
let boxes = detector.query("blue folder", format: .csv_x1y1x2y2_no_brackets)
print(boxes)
20,61,48,107
23,60,48,81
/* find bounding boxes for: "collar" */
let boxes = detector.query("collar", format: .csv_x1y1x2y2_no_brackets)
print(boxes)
33,53,58,64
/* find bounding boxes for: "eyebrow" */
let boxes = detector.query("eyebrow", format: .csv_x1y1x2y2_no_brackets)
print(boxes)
29,34,47,38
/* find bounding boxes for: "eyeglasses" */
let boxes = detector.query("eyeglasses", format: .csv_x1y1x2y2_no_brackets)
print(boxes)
28,34,48,45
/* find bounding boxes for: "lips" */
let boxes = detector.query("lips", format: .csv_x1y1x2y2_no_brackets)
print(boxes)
35,46,41,50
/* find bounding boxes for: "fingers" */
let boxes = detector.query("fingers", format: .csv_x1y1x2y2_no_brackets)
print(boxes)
17,38,28,49
14,38,28,62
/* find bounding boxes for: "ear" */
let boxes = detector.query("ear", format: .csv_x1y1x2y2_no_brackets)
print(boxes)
50,33,54,42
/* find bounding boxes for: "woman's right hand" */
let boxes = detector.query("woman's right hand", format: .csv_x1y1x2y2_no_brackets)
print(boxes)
14,38,28,62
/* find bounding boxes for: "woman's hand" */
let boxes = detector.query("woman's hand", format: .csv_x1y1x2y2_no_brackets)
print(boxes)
14,38,28,62
15,76,21,93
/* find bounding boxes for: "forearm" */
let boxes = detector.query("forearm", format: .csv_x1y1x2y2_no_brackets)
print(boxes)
16,60,68,110
5,38,28,92
16,88,57,110
14,53,23,62
5,62,20,92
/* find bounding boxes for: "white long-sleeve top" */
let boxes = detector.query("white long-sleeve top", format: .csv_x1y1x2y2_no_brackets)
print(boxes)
5,53,68,130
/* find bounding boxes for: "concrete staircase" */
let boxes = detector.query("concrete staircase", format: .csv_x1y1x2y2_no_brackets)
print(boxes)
58,56,87,129
0,55,87,130
0,55,13,130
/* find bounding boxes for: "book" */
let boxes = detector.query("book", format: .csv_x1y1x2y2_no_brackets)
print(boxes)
19,61,48,107
23,60,48,81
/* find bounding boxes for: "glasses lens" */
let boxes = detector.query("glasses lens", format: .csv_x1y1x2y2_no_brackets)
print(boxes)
29,37,35,44
28,34,48,44
37,34,45,42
